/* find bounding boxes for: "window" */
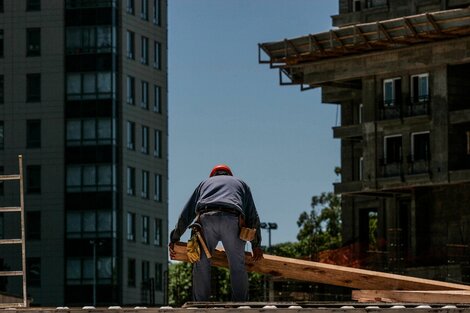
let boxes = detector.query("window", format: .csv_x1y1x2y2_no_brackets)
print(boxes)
0,167,4,196
0,75,4,104
66,164,115,192
126,0,134,14
66,26,114,54
141,0,148,20
0,1,3,13
141,126,149,154
154,129,161,158
154,173,162,202
27,165,41,194
26,258,41,287
66,210,113,238
0,213,3,239
128,258,136,287
66,72,114,100
153,0,161,25
367,0,387,8
26,211,41,240
26,28,40,56
141,36,148,64
384,135,402,164
154,218,162,246
26,0,41,11
411,132,430,161
411,73,429,103
358,103,363,124
153,85,161,113
27,74,41,102
26,120,41,148
127,166,135,195
142,260,150,283
141,81,148,108
142,215,149,243
359,156,364,181
155,263,163,291
141,170,149,198
66,118,115,146
0,30,3,58
126,30,134,59
0,121,3,150
127,76,135,104
153,41,161,69
127,212,135,241
126,121,135,150
352,0,361,11
383,77,401,106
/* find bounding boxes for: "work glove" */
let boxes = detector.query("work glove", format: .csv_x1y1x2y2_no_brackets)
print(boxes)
252,246,264,262
187,234,201,263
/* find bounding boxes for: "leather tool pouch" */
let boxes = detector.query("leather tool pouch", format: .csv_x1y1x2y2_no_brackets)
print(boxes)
238,215,256,241
239,227,256,241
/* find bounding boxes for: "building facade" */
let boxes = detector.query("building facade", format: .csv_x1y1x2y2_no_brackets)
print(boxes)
0,0,168,306
260,0,470,283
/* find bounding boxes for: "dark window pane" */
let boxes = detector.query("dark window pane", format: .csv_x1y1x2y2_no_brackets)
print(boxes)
0,121,4,150
27,119,41,148
0,75,4,104
128,258,136,287
27,165,41,194
26,28,41,56
26,257,41,287
155,263,162,291
26,0,41,11
27,74,41,102
0,166,3,196
26,211,41,240
0,30,3,58
0,0,4,13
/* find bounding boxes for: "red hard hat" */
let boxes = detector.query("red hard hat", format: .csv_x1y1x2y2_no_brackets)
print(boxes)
209,164,233,177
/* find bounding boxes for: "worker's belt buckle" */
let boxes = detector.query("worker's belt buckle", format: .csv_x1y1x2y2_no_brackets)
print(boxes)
239,227,256,242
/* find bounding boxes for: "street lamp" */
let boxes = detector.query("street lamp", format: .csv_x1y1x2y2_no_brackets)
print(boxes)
259,222,278,301
260,222,278,248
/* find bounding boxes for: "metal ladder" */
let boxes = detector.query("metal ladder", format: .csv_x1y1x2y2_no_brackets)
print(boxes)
0,155,27,307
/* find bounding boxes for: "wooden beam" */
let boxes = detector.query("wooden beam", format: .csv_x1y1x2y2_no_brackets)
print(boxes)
352,290,470,303
172,242,470,291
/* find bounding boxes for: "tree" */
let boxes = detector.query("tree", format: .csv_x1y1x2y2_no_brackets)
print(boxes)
296,192,342,260
168,262,192,306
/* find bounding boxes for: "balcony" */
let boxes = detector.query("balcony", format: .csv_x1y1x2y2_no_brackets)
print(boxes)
380,158,403,178
379,97,430,121
407,155,431,175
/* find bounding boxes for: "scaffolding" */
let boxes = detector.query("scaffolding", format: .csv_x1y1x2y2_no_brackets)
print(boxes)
0,155,27,307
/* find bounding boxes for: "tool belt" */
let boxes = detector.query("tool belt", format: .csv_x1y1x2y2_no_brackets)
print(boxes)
238,215,256,242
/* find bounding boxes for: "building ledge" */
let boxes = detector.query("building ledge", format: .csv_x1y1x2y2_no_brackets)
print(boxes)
450,109,470,124
449,169,470,182
333,124,362,139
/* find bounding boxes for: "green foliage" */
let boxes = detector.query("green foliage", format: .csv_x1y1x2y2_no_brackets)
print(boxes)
168,262,192,306
296,192,342,259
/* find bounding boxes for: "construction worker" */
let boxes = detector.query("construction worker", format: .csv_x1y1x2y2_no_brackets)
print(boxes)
169,164,263,301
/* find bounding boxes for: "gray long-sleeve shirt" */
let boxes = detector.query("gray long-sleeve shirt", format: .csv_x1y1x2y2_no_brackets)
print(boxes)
170,175,262,247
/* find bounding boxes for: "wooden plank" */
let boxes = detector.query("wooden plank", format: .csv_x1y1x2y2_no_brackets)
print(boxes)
173,242,470,291
352,290,470,303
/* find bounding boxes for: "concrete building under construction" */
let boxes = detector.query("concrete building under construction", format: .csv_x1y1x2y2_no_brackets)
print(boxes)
260,0,470,283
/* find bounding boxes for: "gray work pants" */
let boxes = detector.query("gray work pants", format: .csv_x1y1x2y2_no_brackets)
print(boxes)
192,211,248,301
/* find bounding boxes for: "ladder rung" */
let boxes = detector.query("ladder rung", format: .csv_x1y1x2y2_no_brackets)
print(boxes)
0,207,21,212
0,303,25,308
0,239,22,245
0,174,21,181
0,271,23,276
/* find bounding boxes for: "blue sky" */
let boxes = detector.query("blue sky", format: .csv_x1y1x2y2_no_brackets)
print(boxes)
168,1,340,246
